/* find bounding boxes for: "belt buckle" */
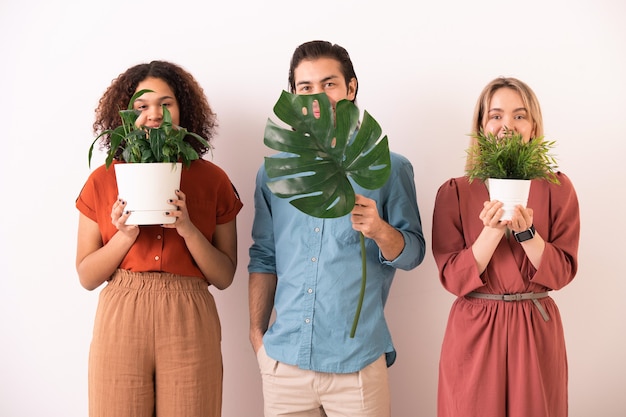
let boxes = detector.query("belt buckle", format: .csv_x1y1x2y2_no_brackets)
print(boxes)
504,293,523,301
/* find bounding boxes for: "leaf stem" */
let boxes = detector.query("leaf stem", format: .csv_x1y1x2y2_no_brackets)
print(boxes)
350,232,367,338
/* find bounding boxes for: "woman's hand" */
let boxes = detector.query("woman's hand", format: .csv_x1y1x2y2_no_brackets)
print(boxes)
163,189,238,289
509,205,534,233
479,200,509,230
162,189,197,237
472,200,509,274
111,199,140,238
77,199,140,291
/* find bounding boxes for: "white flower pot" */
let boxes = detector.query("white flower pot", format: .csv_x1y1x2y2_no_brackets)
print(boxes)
114,162,182,225
487,178,531,221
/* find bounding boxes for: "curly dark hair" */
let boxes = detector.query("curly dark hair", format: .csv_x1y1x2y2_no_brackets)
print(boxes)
93,60,217,158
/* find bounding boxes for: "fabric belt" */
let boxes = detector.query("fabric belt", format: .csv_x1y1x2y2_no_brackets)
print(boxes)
466,291,551,321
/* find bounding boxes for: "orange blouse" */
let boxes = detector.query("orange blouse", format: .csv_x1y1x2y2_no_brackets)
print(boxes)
76,159,243,279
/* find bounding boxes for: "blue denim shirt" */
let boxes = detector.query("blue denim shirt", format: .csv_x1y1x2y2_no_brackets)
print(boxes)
248,152,425,373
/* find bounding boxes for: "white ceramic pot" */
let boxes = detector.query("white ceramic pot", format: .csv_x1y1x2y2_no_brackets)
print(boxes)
114,162,182,225
487,178,531,221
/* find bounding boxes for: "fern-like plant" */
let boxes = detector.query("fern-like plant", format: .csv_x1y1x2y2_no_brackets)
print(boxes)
466,130,560,184
88,89,210,169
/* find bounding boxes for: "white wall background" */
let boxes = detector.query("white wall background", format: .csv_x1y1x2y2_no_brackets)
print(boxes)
1,0,624,416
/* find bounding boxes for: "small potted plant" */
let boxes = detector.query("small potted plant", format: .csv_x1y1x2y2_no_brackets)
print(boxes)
88,89,210,225
465,130,560,220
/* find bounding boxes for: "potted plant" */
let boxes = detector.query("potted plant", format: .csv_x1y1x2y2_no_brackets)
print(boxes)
87,89,210,225
465,130,560,220
263,90,391,337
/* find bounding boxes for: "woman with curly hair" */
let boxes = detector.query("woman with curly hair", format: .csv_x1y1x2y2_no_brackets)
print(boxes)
76,60,243,417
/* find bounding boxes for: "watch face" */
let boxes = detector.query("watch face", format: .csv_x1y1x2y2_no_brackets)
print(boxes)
515,226,535,242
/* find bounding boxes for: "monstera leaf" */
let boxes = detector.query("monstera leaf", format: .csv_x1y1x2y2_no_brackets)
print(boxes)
264,91,391,218
263,91,391,337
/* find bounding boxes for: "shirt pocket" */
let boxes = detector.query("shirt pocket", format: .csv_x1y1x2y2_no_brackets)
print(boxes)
327,216,361,247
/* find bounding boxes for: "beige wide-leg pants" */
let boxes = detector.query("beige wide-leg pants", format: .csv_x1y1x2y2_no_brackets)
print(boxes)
88,269,223,417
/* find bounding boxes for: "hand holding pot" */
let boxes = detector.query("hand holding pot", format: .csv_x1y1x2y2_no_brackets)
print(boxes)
162,190,194,236
508,205,534,234
479,200,509,230
111,199,140,238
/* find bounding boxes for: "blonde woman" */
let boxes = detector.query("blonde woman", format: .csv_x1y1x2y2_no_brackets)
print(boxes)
432,77,580,417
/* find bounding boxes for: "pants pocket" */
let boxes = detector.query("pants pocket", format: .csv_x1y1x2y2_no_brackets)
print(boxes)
256,344,279,375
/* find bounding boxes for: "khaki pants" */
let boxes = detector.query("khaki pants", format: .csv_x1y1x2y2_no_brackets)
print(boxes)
88,269,223,417
257,346,391,417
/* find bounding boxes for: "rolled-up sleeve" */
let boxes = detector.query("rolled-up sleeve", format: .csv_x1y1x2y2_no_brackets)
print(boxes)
248,165,278,274
379,153,425,271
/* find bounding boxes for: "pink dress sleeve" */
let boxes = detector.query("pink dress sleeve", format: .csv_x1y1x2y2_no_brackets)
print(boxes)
528,172,580,290
432,177,486,296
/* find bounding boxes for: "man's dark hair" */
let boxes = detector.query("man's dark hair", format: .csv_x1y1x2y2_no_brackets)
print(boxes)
288,40,359,102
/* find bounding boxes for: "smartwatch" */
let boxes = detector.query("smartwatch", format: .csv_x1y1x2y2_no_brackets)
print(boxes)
514,225,536,243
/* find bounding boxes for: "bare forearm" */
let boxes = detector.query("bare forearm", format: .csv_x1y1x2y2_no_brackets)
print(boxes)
352,194,405,261
249,272,277,352
519,232,545,269
77,231,137,290
471,227,506,274
183,225,237,290
371,222,405,261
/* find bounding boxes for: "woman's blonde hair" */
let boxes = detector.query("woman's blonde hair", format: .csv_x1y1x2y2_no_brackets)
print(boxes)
466,77,544,169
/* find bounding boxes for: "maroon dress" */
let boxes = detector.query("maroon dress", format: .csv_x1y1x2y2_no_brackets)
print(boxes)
432,173,579,417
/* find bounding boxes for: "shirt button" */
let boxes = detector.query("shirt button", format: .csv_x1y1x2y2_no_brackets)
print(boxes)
156,235,162,240
314,227,320,233
305,318,311,324
307,288,313,294
311,257,317,262
154,256,160,261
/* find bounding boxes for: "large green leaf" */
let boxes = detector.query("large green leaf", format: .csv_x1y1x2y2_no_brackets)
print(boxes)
264,91,391,219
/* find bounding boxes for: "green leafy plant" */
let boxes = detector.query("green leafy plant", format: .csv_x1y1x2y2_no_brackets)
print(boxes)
88,89,210,169
264,90,391,338
466,130,560,184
